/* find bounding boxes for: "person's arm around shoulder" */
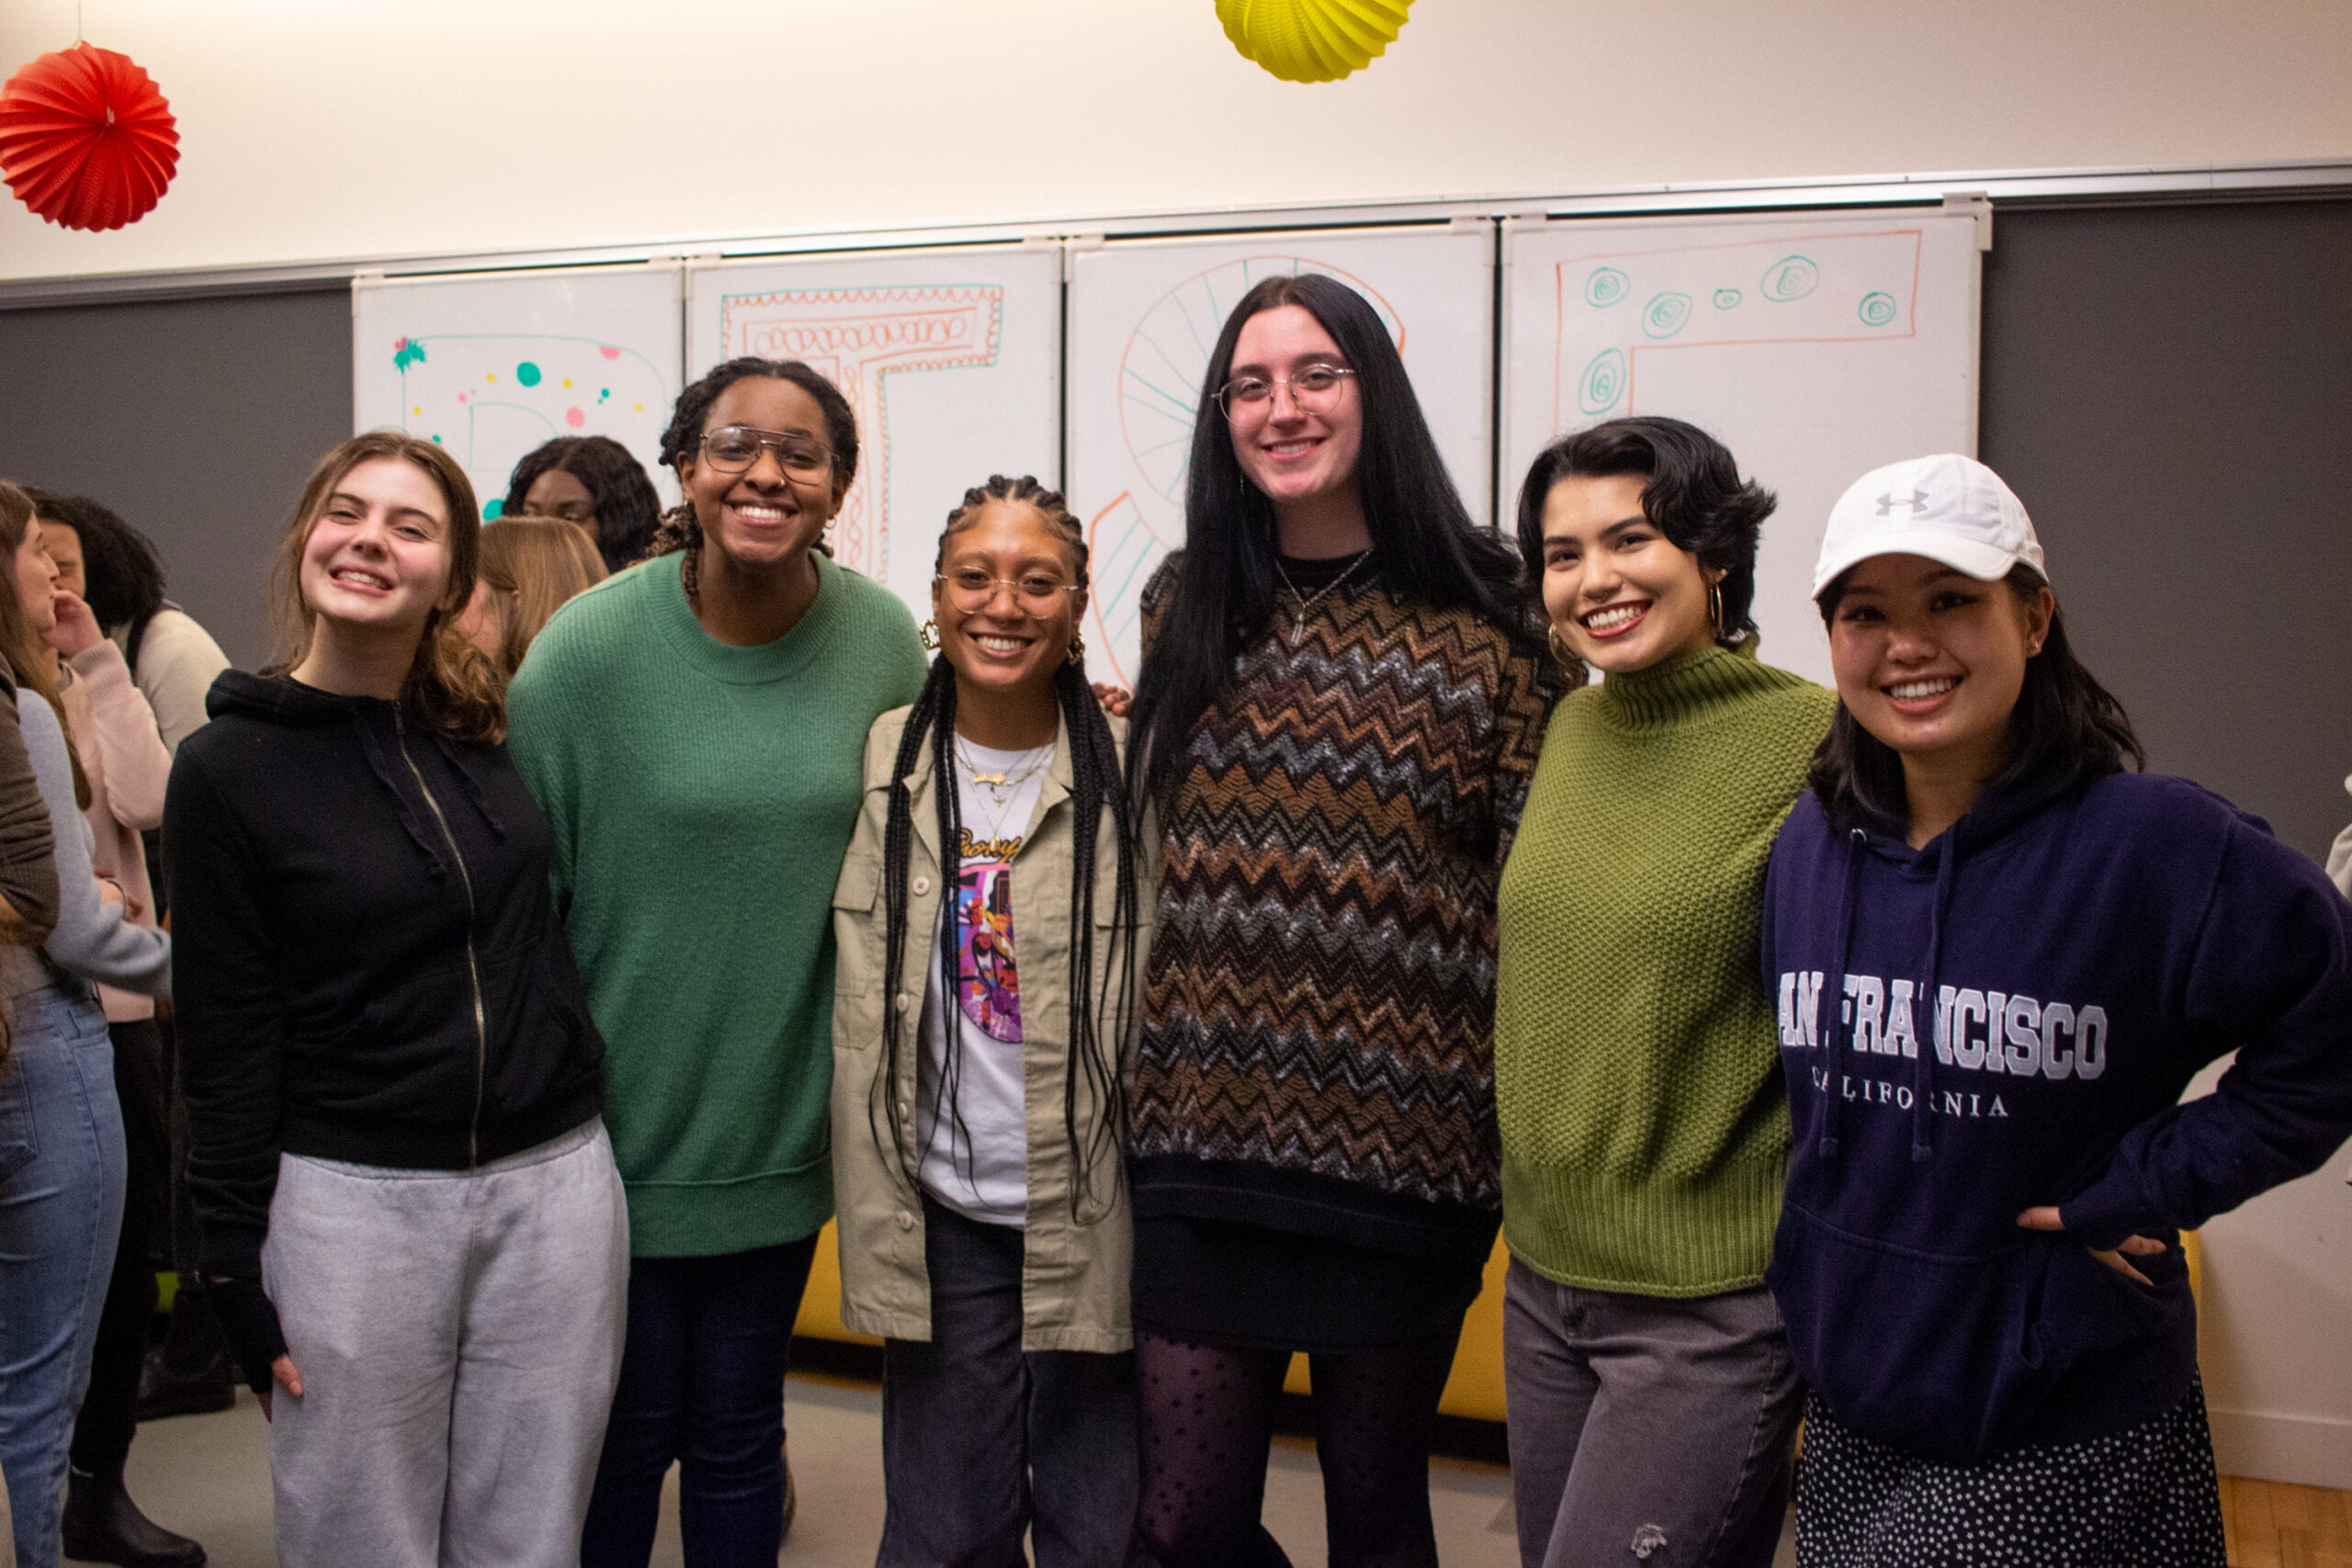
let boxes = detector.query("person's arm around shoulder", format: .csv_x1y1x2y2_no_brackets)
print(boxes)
19,691,169,994
2056,803,2352,1244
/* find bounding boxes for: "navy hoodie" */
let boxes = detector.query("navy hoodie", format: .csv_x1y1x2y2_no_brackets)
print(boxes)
1760,768,2352,1463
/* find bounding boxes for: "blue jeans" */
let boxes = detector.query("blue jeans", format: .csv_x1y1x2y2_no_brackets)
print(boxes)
0,985,126,1568
879,1196,1138,1568
580,1236,819,1568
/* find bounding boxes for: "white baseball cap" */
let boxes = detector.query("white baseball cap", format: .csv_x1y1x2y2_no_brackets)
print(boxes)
1812,454,2047,599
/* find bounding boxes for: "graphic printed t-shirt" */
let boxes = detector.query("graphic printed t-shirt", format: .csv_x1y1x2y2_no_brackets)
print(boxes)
917,738,1054,1226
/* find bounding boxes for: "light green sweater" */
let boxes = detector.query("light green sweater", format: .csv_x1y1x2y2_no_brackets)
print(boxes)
507,552,926,1257
1495,644,1835,1297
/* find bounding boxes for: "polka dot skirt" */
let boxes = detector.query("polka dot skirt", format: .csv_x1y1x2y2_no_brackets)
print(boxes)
1795,1378,2226,1567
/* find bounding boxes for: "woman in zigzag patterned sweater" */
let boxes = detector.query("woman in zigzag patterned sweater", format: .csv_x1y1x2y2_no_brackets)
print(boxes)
1122,273,1566,1568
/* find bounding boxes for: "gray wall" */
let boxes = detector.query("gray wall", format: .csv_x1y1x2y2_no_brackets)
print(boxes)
0,288,351,671
1980,199,2352,864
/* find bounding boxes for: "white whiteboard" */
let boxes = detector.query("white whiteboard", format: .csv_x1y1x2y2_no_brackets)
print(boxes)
353,264,683,516
1503,211,1981,683
688,246,1062,616
1067,229,1494,687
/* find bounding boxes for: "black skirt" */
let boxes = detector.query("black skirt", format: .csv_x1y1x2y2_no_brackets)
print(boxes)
1131,1214,1488,1353
1794,1378,2226,1567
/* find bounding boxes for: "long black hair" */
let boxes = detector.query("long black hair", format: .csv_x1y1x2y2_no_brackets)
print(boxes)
647,356,859,592
1810,563,2143,830
500,435,663,573
1125,272,1536,802
1513,415,1772,647
875,476,1142,1221
21,489,168,635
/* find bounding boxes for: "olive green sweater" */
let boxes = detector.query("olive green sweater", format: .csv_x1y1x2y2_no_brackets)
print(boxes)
507,552,926,1257
1495,644,1835,1297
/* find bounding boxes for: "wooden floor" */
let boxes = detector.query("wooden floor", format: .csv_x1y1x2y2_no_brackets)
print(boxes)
2225,1477,2352,1568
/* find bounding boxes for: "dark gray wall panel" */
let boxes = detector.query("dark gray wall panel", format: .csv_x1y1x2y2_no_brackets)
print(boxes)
0,288,351,670
1981,200,2352,864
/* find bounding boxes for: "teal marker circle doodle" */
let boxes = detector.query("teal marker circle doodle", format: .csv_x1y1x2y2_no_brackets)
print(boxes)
1585,267,1630,308
514,360,543,388
1760,255,1819,302
1858,291,1898,327
1713,288,1742,310
1642,292,1693,339
1578,348,1627,415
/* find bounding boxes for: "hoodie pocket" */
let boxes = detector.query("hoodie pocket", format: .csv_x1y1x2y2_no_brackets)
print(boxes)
1769,1201,2182,1465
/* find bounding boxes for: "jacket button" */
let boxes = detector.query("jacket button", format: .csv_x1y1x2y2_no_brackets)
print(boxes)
898,1099,912,1116
912,875,932,896
897,1211,915,1231
896,992,913,1013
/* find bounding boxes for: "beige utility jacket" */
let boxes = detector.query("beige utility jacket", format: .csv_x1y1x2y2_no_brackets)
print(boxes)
829,706,1149,1352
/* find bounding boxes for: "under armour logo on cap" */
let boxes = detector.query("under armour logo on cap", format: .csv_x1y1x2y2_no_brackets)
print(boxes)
1875,490,1929,517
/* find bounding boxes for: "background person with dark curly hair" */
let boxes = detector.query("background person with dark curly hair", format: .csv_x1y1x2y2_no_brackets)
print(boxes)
500,435,664,576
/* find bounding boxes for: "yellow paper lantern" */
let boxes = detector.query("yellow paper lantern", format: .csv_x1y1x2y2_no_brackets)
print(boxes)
1216,0,1412,84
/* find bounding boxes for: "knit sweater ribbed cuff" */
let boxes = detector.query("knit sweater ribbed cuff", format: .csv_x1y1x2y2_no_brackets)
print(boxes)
1500,1153,1787,1299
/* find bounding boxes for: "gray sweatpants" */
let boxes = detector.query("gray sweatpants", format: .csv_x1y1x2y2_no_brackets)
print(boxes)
1503,1258,1801,1568
260,1119,629,1568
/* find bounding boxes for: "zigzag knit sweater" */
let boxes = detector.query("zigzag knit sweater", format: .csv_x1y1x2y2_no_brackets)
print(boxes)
1127,555,1563,1262
1495,643,1835,1296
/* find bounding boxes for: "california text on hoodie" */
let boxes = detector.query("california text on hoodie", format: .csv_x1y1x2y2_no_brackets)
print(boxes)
164,671,605,1280
1760,769,2352,1464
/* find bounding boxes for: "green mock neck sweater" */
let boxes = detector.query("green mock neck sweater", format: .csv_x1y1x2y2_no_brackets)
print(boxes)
1495,643,1835,1297
506,552,926,1257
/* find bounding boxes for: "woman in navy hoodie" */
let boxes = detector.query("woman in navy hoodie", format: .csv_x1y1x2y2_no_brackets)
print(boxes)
1761,453,2352,1566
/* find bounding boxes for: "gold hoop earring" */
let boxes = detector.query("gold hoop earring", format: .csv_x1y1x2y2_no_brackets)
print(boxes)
1066,632,1086,666
920,619,941,650
1546,625,1577,667
1706,579,1724,636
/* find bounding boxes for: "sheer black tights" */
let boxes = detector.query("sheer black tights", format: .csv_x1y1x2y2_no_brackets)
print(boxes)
1134,1330,1460,1568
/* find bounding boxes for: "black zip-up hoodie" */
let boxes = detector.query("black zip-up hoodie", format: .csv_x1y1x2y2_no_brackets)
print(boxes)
165,671,604,1280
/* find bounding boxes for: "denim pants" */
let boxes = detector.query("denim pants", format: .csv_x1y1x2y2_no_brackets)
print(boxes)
1502,1259,1800,1568
262,1120,630,1568
0,986,126,1568
581,1235,819,1568
879,1196,1137,1568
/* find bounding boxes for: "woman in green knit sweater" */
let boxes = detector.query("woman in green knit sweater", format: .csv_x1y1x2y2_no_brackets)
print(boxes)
1495,417,1834,1568
506,357,926,1568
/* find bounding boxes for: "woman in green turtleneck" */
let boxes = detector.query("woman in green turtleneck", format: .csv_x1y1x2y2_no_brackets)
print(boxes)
1495,417,1834,1568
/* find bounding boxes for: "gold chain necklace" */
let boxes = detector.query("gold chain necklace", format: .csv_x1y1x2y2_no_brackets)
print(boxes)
956,738,1051,806
1272,552,1369,645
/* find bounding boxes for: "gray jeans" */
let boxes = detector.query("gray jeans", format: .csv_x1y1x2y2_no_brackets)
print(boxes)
1502,1259,1799,1568
261,1119,630,1568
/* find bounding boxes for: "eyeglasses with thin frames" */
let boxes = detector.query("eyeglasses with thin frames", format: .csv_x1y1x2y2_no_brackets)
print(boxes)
936,569,1082,615
699,425,833,479
1212,364,1358,421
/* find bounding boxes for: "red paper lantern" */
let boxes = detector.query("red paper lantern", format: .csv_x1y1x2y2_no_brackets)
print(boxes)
0,42,178,231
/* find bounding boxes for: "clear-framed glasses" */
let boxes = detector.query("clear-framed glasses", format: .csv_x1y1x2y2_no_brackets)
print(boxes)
1212,363,1358,420
700,425,833,479
936,569,1081,615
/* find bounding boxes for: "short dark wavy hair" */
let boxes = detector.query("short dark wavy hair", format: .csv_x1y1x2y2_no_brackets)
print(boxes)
1512,415,1773,646
500,435,662,574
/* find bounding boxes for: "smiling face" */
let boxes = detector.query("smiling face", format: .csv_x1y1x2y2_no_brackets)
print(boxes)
1827,552,2052,781
1224,304,1363,513
933,501,1085,705
296,457,453,643
11,525,57,637
523,466,597,532
1538,472,1721,675
35,521,83,601
675,377,846,573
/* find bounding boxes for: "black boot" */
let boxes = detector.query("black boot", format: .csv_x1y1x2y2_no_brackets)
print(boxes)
135,1291,235,1422
61,1462,206,1568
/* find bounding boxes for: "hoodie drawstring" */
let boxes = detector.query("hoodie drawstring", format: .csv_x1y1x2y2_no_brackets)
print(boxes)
355,715,449,882
430,731,509,840
1819,828,1867,1159
1910,838,1962,1163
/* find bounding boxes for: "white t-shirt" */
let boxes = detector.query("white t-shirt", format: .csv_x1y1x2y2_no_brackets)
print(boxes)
916,737,1054,1227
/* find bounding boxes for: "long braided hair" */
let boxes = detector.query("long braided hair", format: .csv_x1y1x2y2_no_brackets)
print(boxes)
875,476,1142,1222
648,356,856,598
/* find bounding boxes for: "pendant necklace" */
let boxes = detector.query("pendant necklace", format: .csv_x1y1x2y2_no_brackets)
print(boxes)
956,738,1051,807
1272,553,1369,645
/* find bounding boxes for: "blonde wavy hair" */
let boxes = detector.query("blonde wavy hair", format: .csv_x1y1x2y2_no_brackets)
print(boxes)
475,514,606,676
271,431,505,742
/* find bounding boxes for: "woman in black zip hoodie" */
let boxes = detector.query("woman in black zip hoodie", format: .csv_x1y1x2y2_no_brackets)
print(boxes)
164,431,627,1568
1761,455,2352,1567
